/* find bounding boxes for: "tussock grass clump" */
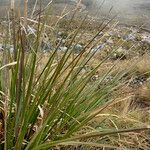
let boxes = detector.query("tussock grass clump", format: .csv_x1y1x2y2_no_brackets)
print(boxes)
135,54,150,76
0,1,149,149
132,83,150,108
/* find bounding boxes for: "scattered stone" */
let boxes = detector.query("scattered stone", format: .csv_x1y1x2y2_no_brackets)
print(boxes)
98,31,104,36
135,35,142,41
58,32,63,36
106,39,114,45
141,34,150,43
146,77,150,82
10,46,14,53
0,44,14,52
56,38,66,45
91,44,105,52
123,33,136,41
59,46,68,51
62,39,66,44
108,31,114,36
78,65,92,75
0,44,3,51
130,27,138,34
57,31,68,39
112,47,127,60
41,41,51,51
80,68,87,74
129,75,149,87
90,75,99,81
74,44,83,53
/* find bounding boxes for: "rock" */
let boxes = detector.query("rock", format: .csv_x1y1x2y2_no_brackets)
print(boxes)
57,31,68,39
58,32,63,36
112,47,127,60
80,65,92,74
91,44,105,52
146,77,150,82
10,46,14,53
41,41,51,51
130,27,138,34
123,33,136,41
106,39,114,45
141,34,150,43
74,44,83,53
59,46,68,51
62,39,66,44
0,44,14,52
129,75,148,88
56,38,66,45
98,31,104,36
108,31,114,36
55,38,61,45
135,35,142,41
104,33,110,37
0,44,3,51
90,75,99,82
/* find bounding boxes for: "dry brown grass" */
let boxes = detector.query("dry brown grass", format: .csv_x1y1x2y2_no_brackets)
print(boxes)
133,83,150,108
135,54,150,76
85,53,150,114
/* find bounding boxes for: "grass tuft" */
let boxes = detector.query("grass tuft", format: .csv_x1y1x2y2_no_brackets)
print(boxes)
0,1,149,149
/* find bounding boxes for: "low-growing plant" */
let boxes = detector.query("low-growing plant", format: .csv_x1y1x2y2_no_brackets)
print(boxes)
0,0,149,150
